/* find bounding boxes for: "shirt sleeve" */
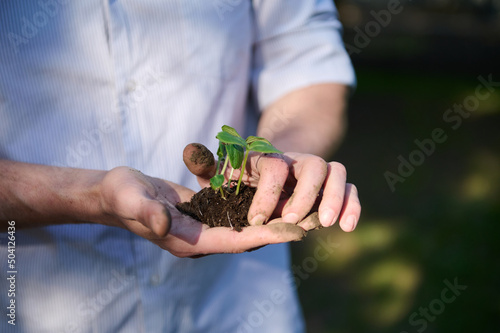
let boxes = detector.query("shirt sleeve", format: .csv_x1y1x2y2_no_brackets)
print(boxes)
251,0,356,110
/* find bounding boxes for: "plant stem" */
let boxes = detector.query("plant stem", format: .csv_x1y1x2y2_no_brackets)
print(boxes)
215,158,221,175
236,150,249,195
221,157,230,177
229,167,235,187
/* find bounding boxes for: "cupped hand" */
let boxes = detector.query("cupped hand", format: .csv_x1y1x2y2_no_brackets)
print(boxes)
185,143,361,232
98,166,308,257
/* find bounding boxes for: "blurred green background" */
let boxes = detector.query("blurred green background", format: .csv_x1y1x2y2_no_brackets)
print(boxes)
291,1,500,332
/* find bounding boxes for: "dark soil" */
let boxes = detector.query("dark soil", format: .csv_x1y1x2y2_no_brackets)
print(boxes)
176,182,256,232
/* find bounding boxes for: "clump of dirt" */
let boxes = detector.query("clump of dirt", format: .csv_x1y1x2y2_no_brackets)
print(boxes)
176,181,256,232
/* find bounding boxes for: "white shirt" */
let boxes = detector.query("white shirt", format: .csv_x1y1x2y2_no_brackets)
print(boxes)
0,1,355,332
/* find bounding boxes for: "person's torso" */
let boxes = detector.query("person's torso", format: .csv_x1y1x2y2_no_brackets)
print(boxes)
0,2,303,332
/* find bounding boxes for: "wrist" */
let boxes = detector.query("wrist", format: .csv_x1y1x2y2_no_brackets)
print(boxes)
82,168,124,228
69,168,109,225
35,166,109,227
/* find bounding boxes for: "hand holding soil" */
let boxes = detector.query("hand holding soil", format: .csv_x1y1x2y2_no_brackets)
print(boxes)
98,126,360,258
99,166,310,258
178,139,361,233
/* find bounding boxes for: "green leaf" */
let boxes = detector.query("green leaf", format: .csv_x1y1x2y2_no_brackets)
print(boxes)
216,131,246,147
246,136,272,146
221,125,242,138
247,141,283,154
227,144,244,169
216,142,226,159
210,174,225,190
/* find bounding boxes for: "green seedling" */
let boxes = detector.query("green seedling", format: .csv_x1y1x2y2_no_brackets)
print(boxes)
210,125,283,197
211,142,227,198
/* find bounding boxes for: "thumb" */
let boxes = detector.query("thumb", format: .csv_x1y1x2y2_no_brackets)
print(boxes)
138,199,172,237
183,143,217,188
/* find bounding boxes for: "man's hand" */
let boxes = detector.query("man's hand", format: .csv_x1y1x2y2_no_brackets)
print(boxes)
1,140,358,258
184,143,361,232
99,166,308,258
0,160,308,258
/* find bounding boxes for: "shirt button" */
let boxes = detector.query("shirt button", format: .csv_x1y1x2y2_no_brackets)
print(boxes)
126,80,137,92
150,274,160,285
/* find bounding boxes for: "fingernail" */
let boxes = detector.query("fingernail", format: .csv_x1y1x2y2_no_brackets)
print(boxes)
320,209,335,227
282,213,299,224
342,215,357,232
250,214,266,225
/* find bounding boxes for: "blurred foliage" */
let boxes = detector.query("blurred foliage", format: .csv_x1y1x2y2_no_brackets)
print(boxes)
290,2,500,332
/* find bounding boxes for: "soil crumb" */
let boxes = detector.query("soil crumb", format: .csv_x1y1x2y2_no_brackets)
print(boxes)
176,182,256,232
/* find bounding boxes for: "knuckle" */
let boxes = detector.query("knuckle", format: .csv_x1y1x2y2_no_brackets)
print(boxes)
273,155,289,169
351,203,362,218
348,183,359,196
350,196,361,209
305,155,327,176
264,155,289,173
309,155,327,167
329,193,345,207
346,185,361,212
330,162,347,179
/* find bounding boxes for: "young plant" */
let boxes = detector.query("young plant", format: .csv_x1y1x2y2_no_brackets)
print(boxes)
210,142,227,198
210,125,283,196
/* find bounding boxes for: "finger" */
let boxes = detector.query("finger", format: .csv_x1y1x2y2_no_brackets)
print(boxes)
296,212,322,231
281,154,327,224
113,175,173,238
157,179,197,204
247,154,288,225
138,199,172,237
268,212,322,231
166,222,306,257
318,162,347,227
183,143,216,187
337,183,361,232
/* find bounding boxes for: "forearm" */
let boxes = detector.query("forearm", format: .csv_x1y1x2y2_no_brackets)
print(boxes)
257,83,349,159
0,159,105,228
